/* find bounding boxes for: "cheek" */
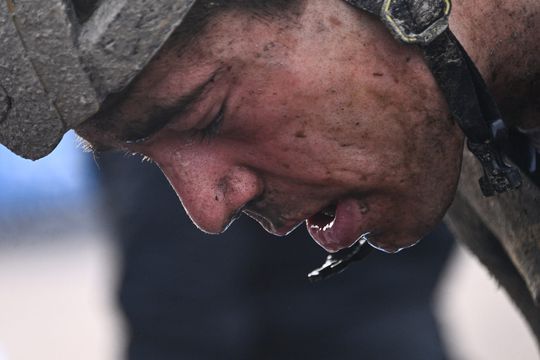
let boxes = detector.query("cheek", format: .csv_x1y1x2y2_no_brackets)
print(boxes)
225,71,374,186
371,125,464,250
228,100,360,189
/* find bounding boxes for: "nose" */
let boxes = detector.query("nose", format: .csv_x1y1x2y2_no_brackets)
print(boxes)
154,149,262,234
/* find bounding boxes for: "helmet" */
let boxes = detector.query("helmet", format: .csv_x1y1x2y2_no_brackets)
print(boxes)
0,0,195,160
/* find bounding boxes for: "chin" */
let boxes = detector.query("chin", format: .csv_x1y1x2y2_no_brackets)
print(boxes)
365,218,441,254
366,235,422,254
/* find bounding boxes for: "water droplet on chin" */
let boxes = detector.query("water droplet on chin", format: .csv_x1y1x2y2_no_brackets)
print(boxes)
367,237,422,254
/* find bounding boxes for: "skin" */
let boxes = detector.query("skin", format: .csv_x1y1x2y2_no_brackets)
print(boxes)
77,0,540,253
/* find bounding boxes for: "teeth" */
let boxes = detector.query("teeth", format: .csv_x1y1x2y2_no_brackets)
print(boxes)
322,205,336,218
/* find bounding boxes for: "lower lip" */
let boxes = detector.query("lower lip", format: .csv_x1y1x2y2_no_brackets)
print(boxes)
306,198,366,253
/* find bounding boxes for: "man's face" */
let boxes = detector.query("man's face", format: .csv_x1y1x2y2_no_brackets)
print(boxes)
78,1,464,253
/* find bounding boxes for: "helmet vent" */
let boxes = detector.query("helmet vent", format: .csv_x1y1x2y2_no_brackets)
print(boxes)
71,0,100,23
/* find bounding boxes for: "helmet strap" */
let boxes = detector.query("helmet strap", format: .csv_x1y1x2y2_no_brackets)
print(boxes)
344,0,522,196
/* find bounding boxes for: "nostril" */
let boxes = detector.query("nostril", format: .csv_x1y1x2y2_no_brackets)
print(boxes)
244,191,265,209
221,207,245,232
230,206,245,223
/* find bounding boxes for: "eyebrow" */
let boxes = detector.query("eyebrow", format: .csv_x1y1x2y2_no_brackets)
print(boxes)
117,69,222,144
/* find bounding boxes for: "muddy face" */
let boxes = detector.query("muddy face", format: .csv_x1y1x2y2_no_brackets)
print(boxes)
77,0,464,253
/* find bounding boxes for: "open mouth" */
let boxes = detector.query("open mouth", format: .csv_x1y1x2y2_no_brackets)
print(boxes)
306,199,366,253
307,204,337,230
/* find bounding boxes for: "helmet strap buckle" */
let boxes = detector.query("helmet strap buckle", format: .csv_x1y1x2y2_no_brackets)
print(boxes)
381,0,452,45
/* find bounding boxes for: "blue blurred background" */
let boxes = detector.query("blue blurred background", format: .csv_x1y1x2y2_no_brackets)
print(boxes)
0,132,121,360
0,131,97,217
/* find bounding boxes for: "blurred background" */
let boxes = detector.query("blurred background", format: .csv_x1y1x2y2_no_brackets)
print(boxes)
0,133,537,360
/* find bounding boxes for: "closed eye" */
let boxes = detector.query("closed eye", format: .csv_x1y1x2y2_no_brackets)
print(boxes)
198,104,226,142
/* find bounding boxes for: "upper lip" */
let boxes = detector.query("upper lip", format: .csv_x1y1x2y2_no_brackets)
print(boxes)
242,209,305,236
243,203,331,236
244,209,302,236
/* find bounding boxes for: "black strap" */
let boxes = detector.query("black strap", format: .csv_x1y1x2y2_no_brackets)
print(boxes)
422,31,493,144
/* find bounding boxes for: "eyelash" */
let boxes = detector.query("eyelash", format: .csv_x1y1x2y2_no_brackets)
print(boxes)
119,104,225,164
198,105,225,142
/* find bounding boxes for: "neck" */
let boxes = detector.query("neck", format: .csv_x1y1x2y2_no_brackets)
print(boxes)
450,0,540,129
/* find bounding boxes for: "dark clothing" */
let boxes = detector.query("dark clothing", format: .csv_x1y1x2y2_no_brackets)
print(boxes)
446,143,540,342
506,130,540,187
98,153,453,360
